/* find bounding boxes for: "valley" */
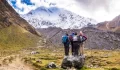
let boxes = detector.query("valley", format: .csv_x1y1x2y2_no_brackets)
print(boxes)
0,0,120,70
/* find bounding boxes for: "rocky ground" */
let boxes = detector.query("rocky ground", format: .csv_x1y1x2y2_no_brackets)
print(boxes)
0,56,33,70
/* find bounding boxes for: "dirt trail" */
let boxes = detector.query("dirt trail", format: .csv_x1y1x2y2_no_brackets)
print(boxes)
0,57,33,70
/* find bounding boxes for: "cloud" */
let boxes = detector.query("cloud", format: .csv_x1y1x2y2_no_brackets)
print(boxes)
76,0,110,12
73,0,120,22
8,0,36,14
8,0,120,22
8,0,56,14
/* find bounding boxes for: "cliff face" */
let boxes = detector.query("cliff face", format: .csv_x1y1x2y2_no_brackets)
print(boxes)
0,0,39,36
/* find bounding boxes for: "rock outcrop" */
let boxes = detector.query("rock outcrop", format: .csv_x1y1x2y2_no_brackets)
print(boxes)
61,56,85,69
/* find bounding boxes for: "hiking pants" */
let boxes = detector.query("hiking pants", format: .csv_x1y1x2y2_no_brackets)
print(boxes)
73,42,80,56
80,43,84,55
70,41,74,55
64,43,69,56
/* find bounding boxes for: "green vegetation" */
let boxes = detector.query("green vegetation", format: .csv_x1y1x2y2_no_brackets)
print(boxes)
0,24,39,57
23,47,120,70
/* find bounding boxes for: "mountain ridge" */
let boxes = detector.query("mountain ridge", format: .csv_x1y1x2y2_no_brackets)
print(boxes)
0,0,40,36
22,6,97,29
97,15,120,33
37,27,120,50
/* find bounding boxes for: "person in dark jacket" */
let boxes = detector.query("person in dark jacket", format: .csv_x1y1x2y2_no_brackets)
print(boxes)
69,32,75,55
62,33,70,56
72,32,80,56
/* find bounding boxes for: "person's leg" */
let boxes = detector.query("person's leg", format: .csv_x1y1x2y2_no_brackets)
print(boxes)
75,44,80,56
77,44,80,56
71,42,74,55
64,44,67,56
66,44,69,56
79,44,81,55
80,43,84,55
64,44,69,56
81,43,84,55
74,43,78,56
72,43,75,56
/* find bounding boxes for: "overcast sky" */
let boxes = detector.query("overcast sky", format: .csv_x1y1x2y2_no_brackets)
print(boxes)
8,0,120,22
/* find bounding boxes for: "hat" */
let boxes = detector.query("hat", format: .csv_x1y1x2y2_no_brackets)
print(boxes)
72,32,75,35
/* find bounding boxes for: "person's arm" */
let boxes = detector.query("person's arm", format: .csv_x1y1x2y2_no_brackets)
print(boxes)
83,35,87,41
82,35,87,42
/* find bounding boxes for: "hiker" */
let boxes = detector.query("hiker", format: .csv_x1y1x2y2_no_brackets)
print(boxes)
72,32,80,56
69,32,75,55
79,31,87,56
62,33,70,56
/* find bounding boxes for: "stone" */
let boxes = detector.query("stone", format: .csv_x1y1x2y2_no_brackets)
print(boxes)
61,55,85,69
61,56,72,69
30,51,40,54
46,62,57,69
73,56,85,69
36,59,42,64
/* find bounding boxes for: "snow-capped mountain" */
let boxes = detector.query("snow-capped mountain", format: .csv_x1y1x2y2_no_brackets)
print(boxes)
21,6,97,29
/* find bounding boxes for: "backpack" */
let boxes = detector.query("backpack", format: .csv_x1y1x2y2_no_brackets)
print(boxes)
62,35,68,44
72,35,85,43
73,35,79,42
79,36,87,43
69,35,73,41
79,36,83,42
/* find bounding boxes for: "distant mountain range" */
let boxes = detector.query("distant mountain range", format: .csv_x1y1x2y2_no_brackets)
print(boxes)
21,6,97,29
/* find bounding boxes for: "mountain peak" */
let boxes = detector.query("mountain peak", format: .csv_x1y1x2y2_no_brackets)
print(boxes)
22,6,97,29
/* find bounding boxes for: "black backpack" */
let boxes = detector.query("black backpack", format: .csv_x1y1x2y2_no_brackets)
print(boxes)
77,36,84,43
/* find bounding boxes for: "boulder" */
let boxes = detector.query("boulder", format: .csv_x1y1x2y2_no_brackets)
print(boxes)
36,59,42,64
73,56,85,69
46,62,57,69
61,55,85,69
61,56,72,69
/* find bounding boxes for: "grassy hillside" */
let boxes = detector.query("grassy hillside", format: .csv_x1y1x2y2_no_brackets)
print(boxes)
0,24,40,57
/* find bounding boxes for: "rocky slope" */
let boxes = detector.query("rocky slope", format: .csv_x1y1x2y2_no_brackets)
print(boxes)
38,27,120,50
22,6,97,29
97,15,120,33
